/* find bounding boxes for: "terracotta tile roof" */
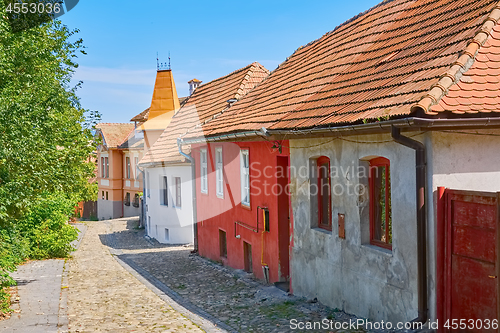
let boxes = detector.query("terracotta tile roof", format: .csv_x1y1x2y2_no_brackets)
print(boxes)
140,62,269,164
95,123,135,148
130,108,149,122
430,20,500,113
185,0,500,139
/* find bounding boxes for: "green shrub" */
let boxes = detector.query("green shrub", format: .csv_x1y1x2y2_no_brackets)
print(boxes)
0,192,78,313
18,192,78,259
0,228,29,313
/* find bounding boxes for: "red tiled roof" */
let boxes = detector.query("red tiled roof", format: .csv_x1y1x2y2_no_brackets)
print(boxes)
140,62,269,164
185,0,500,139
96,123,135,148
430,21,500,113
130,108,149,122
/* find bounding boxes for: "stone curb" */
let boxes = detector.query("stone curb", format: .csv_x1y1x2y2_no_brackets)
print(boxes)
104,221,235,333
58,223,87,333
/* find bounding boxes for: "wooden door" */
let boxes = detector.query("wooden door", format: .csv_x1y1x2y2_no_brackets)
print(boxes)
277,156,290,281
444,190,499,332
244,242,252,273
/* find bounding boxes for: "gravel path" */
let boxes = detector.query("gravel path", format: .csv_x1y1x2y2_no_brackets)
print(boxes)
66,220,203,332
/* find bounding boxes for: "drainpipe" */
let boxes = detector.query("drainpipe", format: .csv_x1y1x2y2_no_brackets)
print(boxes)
391,126,428,324
136,165,146,229
177,138,198,252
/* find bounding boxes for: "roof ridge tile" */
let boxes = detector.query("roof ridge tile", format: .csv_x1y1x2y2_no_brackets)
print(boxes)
413,1,500,114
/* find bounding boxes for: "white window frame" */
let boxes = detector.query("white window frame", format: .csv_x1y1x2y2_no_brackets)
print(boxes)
200,149,208,194
160,176,168,206
146,171,151,198
215,147,224,198
240,149,250,207
174,176,182,208
126,156,131,179
134,157,139,179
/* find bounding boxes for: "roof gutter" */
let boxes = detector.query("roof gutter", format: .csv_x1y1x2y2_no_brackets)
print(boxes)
180,117,500,144
177,138,198,253
391,125,428,325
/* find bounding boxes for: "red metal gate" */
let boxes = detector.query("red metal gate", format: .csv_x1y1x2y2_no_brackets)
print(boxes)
439,189,499,332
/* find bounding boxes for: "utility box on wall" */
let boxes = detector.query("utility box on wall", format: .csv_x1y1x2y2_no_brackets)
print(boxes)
338,213,345,239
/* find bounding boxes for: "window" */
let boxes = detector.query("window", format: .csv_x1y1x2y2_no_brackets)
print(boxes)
101,191,104,200
369,157,392,249
161,176,168,206
124,192,131,206
174,177,181,207
134,157,139,179
215,147,224,198
105,191,108,200
133,193,140,207
240,149,250,207
317,156,332,230
219,229,227,258
105,157,109,178
164,228,170,242
101,157,105,177
147,172,150,198
126,157,131,179
200,149,208,194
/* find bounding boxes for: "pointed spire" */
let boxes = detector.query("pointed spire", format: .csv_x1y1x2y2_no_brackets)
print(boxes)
148,70,180,119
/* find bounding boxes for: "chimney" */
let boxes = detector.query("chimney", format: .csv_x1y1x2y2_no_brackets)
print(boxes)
188,78,202,95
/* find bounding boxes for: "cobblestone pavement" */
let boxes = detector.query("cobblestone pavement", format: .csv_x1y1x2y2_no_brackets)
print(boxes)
66,220,204,333
108,218,366,333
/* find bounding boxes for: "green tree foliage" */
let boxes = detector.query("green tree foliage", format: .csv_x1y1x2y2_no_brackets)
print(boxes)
0,1,99,312
0,0,99,226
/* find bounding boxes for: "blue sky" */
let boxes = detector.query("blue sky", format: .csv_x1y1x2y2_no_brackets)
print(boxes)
62,0,381,123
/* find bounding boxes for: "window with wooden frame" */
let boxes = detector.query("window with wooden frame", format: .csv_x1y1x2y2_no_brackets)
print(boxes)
161,176,168,206
215,147,224,198
126,157,131,179
240,149,250,207
219,229,227,258
200,149,208,194
105,157,109,178
317,156,332,230
124,192,131,206
174,177,181,208
369,157,392,249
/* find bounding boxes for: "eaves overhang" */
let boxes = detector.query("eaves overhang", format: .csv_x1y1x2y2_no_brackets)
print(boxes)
179,117,500,145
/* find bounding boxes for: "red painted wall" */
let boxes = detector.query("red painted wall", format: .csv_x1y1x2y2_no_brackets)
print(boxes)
192,140,291,283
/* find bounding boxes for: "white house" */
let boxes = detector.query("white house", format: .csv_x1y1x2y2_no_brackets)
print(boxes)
139,62,269,245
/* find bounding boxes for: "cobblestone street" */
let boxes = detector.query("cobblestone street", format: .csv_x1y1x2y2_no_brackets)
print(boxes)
106,218,364,333
66,220,204,333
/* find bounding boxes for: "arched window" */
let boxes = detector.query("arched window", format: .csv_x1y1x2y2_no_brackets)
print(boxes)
369,157,392,249
317,156,331,230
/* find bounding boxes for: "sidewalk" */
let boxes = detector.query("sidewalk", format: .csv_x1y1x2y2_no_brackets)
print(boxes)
0,223,87,333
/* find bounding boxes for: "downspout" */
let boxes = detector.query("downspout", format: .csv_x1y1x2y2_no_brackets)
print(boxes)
177,138,198,252
391,126,428,324
136,165,146,229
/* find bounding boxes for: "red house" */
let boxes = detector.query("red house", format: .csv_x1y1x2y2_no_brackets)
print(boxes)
191,140,292,285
